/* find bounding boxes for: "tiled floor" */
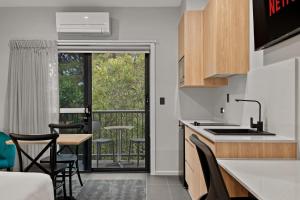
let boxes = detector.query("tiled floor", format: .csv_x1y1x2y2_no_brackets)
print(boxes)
91,159,145,169
146,175,191,200
81,173,191,200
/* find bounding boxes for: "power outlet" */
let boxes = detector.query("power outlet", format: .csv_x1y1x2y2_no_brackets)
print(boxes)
220,107,225,114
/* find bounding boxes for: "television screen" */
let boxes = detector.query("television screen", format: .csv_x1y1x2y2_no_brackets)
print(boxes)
253,0,300,50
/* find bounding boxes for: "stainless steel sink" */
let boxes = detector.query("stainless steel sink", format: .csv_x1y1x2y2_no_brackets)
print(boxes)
205,129,276,136
191,122,239,126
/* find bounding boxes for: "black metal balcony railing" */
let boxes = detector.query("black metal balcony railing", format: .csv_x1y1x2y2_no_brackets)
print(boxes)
59,110,145,163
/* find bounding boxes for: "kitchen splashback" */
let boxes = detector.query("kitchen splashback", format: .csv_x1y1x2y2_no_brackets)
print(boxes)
242,58,298,139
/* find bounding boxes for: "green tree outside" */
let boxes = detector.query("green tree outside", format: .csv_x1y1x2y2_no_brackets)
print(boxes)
58,53,145,110
92,53,145,111
58,53,85,108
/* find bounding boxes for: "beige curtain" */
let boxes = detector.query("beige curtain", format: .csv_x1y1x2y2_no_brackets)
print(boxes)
4,40,59,168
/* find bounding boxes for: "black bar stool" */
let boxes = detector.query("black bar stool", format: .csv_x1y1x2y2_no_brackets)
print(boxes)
92,121,115,168
128,138,145,167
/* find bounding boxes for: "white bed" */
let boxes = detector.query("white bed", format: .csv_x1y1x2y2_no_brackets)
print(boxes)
0,172,54,200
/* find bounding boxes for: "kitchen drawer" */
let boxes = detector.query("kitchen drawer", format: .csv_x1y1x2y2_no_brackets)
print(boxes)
185,126,216,153
188,138,208,199
186,161,199,199
185,126,192,141
185,126,200,142
185,139,193,165
185,161,193,186
192,158,207,199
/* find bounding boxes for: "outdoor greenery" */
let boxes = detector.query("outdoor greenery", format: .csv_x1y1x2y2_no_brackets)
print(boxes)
92,53,145,110
58,53,85,108
58,53,145,110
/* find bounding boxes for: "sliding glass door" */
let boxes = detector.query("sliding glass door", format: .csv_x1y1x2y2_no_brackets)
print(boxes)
58,51,150,172
58,53,91,170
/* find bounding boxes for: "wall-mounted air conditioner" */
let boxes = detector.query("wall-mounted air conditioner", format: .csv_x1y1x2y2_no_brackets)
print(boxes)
56,12,110,35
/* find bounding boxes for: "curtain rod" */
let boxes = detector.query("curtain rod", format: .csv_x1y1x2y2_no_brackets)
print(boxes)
57,40,157,46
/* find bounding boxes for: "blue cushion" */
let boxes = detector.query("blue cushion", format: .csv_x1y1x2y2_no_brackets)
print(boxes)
0,159,9,168
0,132,16,169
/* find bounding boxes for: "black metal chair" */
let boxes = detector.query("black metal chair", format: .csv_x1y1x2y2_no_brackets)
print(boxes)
10,133,68,198
92,121,115,168
40,123,84,198
189,134,257,200
128,138,145,167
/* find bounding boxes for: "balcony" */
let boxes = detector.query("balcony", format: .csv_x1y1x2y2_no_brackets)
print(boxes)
59,110,146,169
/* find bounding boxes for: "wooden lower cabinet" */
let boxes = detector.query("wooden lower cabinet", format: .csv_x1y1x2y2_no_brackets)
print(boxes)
221,168,248,197
185,138,207,199
185,129,207,199
184,126,297,199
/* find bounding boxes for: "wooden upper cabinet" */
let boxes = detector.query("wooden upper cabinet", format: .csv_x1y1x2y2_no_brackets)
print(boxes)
203,0,249,78
178,13,185,61
178,11,228,88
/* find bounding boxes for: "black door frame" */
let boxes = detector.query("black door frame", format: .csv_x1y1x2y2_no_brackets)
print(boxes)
82,52,150,172
144,53,151,173
83,53,92,171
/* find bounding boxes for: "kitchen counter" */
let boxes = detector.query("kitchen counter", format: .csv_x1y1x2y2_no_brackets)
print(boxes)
180,120,297,200
180,120,296,143
218,159,300,200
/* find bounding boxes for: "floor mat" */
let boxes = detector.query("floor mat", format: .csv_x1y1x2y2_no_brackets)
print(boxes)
74,179,146,200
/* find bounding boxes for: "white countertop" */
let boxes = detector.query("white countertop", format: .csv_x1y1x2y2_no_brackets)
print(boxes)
180,120,295,143
218,159,300,200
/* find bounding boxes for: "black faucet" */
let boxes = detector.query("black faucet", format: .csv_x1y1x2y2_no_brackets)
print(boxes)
235,99,263,132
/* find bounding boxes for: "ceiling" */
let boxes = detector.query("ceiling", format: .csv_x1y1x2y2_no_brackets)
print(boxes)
0,0,182,7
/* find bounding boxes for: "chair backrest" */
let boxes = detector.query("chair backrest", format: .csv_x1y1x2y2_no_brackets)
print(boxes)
48,123,85,134
48,123,84,154
92,121,101,132
189,134,230,200
9,133,59,174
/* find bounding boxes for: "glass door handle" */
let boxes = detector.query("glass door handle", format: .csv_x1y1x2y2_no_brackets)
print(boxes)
84,104,92,117
145,96,150,104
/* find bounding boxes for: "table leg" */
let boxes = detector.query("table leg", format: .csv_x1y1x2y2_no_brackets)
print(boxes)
120,130,123,161
118,130,121,163
114,130,123,167
69,163,73,198
76,146,83,186
96,143,99,168
83,139,92,171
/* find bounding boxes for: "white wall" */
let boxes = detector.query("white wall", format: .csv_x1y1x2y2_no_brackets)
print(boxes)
212,1,300,146
264,35,300,66
0,6,217,174
180,0,208,11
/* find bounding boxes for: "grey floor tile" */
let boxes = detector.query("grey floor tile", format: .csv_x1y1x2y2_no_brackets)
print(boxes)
79,173,190,200
146,175,169,185
147,185,172,200
167,176,182,185
169,185,191,200
83,173,146,180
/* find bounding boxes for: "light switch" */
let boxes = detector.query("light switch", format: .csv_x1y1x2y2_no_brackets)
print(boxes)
160,97,165,105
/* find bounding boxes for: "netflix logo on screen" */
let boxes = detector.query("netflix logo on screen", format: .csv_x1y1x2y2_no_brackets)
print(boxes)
269,0,297,16
252,0,300,50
